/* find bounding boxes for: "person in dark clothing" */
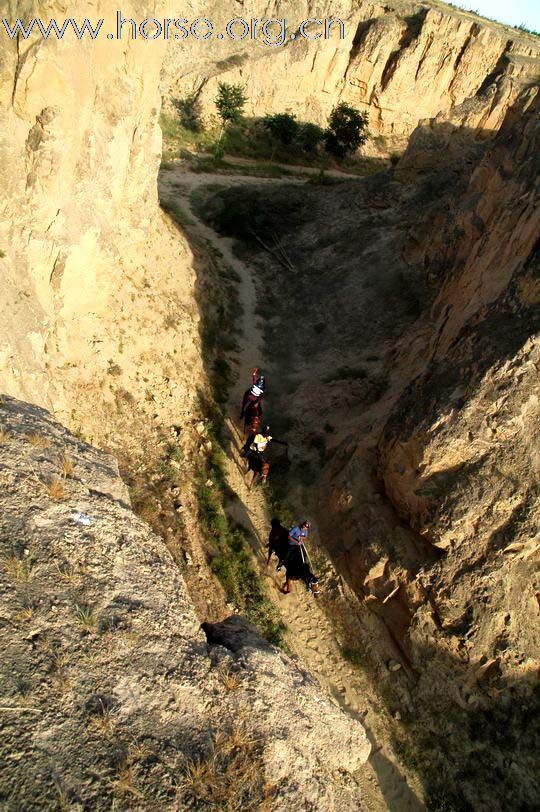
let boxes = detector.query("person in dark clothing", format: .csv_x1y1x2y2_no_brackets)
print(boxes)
267,518,290,569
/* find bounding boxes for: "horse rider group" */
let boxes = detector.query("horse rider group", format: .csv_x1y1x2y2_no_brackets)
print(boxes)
239,368,320,596
240,367,287,488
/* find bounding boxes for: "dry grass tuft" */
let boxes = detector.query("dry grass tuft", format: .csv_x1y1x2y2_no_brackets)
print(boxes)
54,560,80,582
13,676,36,706
89,706,118,738
16,607,36,622
44,477,67,501
24,433,51,449
73,603,98,633
0,554,34,583
55,786,77,812
60,451,75,478
218,666,242,693
0,429,10,443
42,643,72,694
50,671,73,695
111,743,152,801
112,762,144,800
178,720,274,811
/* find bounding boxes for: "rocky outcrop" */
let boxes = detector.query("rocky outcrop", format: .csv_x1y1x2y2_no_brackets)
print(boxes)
0,396,370,809
164,0,540,152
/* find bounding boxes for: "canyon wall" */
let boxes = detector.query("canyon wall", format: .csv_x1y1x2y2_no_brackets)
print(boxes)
0,1,203,447
309,79,540,809
379,83,540,691
164,0,540,152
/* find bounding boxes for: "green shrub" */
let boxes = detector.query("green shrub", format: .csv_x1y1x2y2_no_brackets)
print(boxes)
172,93,202,132
297,121,326,152
325,103,368,158
515,22,539,36
262,112,299,145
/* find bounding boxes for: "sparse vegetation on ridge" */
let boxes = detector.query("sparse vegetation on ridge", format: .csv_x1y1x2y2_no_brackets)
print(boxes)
196,419,287,647
162,83,374,174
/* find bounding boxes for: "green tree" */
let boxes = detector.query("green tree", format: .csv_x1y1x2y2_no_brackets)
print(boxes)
263,113,299,145
215,82,247,127
297,122,325,153
172,93,202,132
324,103,368,158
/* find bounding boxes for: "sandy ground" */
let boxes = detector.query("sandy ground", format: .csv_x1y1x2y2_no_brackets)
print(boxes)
160,163,426,811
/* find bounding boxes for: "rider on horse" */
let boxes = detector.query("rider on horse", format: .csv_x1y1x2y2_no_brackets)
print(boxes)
242,426,287,459
242,397,263,439
242,426,287,488
240,367,266,420
282,521,319,595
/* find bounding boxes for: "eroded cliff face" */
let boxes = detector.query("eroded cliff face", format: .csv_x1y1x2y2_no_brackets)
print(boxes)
379,85,540,694
316,84,540,807
0,1,203,447
164,0,540,152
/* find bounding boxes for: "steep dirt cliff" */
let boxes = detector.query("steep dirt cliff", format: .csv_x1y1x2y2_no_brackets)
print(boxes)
165,0,540,152
317,83,540,808
375,85,540,802
0,1,203,448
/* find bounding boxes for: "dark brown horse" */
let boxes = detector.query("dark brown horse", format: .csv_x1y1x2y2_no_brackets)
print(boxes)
282,544,320,595
246,450,270,489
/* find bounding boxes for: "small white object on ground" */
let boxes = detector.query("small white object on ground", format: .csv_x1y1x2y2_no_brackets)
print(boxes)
71,512,93,526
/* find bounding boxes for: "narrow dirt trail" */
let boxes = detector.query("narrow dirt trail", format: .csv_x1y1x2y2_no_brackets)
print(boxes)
159,166,425,811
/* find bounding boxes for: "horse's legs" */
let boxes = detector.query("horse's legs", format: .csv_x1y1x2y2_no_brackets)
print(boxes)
282,578,291,594
249,471,258,491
